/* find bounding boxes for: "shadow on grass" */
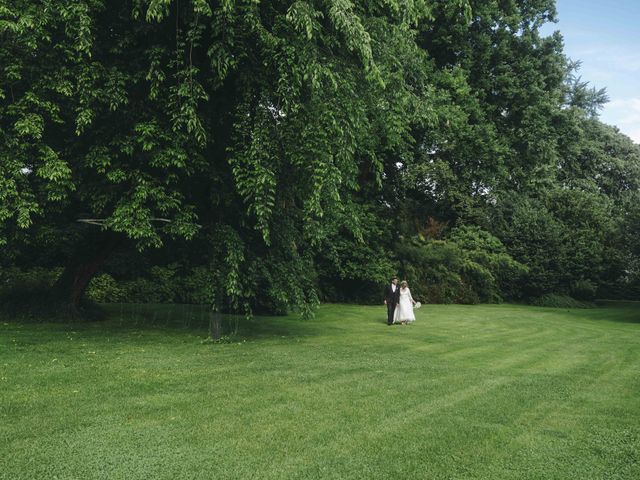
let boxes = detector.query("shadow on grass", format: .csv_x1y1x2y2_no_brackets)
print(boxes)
0,302,333,341
100,303,325,340
591,300,640,324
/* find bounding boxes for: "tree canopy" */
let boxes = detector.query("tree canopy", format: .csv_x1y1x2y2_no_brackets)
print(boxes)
1,0,639,316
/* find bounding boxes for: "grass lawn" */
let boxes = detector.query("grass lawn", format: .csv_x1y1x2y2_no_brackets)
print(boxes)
1,302,639,479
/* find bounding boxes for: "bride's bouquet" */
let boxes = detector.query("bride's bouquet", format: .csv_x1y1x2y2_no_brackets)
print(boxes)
414,302,421,309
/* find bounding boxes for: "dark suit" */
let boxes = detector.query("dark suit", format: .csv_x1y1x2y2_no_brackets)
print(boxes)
384,283,400,325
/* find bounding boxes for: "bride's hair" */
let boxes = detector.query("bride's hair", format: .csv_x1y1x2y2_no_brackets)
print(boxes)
400,280,408,288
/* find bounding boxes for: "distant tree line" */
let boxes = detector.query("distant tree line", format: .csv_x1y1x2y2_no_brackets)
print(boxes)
1,0,639,317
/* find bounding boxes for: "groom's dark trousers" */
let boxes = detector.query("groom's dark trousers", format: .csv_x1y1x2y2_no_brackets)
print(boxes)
386,301,397,325
384,284,400,325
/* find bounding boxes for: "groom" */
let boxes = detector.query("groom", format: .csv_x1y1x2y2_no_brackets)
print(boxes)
383,276,400,325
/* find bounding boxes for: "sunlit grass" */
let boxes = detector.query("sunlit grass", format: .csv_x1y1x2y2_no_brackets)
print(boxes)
1,302,639,479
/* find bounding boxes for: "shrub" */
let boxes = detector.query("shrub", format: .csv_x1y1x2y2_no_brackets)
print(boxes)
394,227,527,304
448,225,529,301
529,293,594,308
85,274,124,303
0,267,61,291
178,266,215,304
86,266,218,305
0,267,103,320
148,265,179,303
571,278,597,301
118,277,165,303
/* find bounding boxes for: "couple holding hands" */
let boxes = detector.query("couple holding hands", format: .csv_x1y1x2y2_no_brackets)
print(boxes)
383,276,419,325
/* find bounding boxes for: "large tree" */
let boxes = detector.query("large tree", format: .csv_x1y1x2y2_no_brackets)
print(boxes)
1,0,474,314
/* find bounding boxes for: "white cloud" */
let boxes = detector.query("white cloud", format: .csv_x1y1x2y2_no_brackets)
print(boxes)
625,127,640,144
602,97,640,143
610,52,640,73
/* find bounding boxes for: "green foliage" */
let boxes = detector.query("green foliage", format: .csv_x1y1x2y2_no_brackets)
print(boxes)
0,266,61,290
447,225,529,300
0,267,102,319
491,194,568,297
0,268,62,318
1,0,203,249
85,265,214,305
2,0,639,314
530,293,595,309
395,227,526,304
85,273,124,303
178,266,216,304
570,278,597,301
315,203,395,303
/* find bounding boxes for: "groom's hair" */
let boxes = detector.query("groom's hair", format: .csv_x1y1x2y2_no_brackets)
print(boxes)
391,276,398,281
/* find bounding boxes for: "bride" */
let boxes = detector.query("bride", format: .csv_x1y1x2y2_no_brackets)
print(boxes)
394,280,416,324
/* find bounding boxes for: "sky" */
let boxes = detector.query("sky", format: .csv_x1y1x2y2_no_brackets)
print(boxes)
541,0,640,143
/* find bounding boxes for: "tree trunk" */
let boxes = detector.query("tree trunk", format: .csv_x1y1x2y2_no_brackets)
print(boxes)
53,231,122,314
209,307,222,340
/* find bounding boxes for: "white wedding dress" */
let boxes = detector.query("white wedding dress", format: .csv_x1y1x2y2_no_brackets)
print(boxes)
394,287,415,323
